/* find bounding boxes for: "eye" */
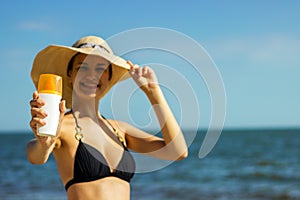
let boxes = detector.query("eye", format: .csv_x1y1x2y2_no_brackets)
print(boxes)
96,67,105,73
78,65,89,72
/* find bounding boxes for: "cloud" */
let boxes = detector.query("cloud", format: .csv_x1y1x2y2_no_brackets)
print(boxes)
206,34,300,69
18,21,50,31
250,35,300,64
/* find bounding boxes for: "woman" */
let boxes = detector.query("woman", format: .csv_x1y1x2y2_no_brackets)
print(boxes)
27,36,188,200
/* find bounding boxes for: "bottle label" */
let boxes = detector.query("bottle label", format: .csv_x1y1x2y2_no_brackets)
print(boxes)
37,93,61,136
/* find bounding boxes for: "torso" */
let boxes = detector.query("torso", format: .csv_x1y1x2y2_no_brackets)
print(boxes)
52,113,134,200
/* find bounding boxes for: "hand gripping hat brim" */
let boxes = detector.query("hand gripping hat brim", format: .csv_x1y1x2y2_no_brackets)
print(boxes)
31,36,130,108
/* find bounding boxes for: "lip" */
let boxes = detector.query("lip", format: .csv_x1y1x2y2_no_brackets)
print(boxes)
78,80,101,95
80,82,98,89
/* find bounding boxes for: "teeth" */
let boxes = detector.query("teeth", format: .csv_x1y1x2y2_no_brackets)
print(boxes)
80,82,97,89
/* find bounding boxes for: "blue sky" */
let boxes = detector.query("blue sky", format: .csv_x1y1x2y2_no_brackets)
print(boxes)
0,0,299,132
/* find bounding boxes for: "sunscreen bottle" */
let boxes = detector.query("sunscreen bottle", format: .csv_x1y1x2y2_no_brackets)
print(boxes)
37,74,62,136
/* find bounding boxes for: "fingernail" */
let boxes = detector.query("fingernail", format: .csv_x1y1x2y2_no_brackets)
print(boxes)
40,119,46,125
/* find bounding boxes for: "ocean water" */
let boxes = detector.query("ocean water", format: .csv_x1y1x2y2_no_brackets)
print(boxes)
0,129,299,200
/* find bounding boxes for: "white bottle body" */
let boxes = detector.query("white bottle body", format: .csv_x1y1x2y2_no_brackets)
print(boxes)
37,93,61,136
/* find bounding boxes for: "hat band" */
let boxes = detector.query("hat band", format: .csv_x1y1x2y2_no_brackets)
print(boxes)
76,42,110,53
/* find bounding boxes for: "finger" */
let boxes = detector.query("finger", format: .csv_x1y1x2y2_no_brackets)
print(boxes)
127,60,140,70
58,100,66,128
30,98,45,108
130,67,141,77
135,66,142,76
33,91,39,99
31,91,47,108
129,66,141,77
59,100,66,114
31,107,48,118
127,61,135,72
127,60,134,67
32,117,46,126
142,66,149,75
29,119,37,130
29,117,46,131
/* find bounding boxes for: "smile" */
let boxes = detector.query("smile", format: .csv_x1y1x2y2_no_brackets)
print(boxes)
79,81,100,91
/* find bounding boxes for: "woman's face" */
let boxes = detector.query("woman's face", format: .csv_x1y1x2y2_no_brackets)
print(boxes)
69,53,110,99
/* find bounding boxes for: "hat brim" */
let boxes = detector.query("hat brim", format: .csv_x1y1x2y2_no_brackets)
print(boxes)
31,45,131,108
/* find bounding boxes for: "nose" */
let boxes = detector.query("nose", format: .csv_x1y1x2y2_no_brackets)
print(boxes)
88,67,103,76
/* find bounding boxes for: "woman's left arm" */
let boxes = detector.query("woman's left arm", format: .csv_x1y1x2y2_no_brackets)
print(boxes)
121,61,188,161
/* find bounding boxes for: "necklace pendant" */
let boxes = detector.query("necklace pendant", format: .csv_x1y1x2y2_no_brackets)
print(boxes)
75,127,83,141
115,130,127,147
121,138,127,148
75,132,83,141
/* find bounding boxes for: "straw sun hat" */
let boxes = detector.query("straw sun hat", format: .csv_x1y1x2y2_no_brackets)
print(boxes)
31,36,131,108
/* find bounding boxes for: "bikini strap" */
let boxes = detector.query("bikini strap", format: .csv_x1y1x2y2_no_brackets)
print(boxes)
71,111,84,141
71,111,126,147
101,115,127,148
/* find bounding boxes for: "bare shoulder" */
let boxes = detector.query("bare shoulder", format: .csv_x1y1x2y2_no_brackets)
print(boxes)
106,119,143,135
107,119,129,131
108,119,157,140
106,119,129,138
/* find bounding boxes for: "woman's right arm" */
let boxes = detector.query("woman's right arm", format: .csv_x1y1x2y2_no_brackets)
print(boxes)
26,91,65,164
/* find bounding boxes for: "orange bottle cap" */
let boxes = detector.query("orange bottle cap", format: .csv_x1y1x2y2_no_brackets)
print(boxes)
38,74,62,96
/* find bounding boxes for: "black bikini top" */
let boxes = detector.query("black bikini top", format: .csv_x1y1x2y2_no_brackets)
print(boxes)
64,114,135,191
